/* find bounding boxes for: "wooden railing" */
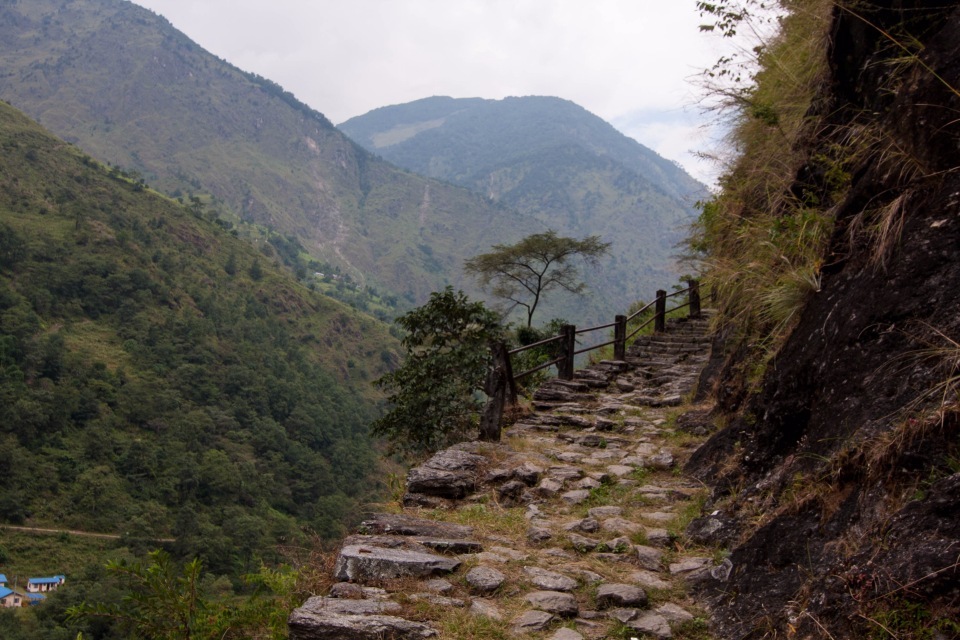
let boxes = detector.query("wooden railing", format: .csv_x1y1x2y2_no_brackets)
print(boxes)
478,281,703,439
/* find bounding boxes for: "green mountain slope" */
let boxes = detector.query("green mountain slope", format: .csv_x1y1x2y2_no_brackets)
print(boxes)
0,0,537,309
339,96,709,321
0,99,397,575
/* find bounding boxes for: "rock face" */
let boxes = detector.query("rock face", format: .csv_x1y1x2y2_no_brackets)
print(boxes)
681,4,960,638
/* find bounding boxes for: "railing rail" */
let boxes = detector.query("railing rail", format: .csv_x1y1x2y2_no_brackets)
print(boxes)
482,279,704,441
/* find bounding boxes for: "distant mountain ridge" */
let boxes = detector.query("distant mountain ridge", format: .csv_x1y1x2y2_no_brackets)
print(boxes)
0,0,538,309
340,96,708,322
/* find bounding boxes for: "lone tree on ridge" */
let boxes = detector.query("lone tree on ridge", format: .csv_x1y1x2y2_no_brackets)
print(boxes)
464,230,611,327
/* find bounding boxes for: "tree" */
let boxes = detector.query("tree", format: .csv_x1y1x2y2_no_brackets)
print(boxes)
464,230,610,327
372,287,502,453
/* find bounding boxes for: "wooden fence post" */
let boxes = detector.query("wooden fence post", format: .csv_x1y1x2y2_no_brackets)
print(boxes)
479,342,509,442
502,341,518,406
559,324,576,380
614,314,626,360
654,290,666,333
689,280,701,319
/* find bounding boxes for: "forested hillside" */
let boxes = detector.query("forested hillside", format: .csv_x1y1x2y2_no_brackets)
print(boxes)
0,99,396,577
341,96,708,324
0,0,538,311
687,0,960,636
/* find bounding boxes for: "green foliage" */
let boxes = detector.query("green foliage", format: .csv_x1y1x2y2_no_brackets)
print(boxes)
373,287,502,454
465,230,610,327
510,318,568,393
0,101,395,582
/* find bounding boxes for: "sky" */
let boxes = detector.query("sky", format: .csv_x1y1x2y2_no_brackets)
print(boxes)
131,0,740,186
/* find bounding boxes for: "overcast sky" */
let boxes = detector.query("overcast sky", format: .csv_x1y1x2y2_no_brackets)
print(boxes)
131,0,738,185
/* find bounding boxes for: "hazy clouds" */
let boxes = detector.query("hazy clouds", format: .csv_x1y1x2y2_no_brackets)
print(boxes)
132,0,735,184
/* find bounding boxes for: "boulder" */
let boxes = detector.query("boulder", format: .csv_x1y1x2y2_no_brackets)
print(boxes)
406,449,485,499
334,545,460,582
525,590,579,617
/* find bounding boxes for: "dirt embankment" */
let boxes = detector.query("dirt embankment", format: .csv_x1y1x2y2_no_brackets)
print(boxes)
687,2,960,638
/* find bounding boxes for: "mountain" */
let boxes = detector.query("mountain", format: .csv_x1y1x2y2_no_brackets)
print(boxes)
0,99,397,576
0,0,538,311
340,96,709,321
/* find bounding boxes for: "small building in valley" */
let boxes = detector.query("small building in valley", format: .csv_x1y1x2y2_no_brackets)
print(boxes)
0,586,22,608
26,575,65,593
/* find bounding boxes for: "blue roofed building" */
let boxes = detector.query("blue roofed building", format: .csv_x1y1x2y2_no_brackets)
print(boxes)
26,575,65,593
24,592,45,605
0,573,7,587
0,586,22,608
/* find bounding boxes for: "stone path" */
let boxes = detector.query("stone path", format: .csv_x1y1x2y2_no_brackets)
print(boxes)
289,315,718,640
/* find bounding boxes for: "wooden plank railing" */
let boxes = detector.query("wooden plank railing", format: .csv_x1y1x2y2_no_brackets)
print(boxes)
483,280,704,434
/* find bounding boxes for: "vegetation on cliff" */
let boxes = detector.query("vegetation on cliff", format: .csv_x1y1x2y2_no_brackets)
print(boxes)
688,1,960,637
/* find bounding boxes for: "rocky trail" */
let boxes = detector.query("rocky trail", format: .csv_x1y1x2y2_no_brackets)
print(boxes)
289,314,722,640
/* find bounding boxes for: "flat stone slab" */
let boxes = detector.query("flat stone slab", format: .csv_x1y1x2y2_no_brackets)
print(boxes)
550,628,585,640
466,566,506,594
288,610,438,640
669,557,712,575
635,545,664,571
601,517,641,534
512,610,556,632
588,506,623,518
562,489,591,505
595,583,648,609
626,611,672,638
297,596,401,616
470,598,503,620
525,590,579,617
656,603,695,623
629,570,672,590
334,545,461,582
523,566,579,592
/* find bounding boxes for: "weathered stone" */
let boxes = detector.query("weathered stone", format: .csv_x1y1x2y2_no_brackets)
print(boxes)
576,476,602,490
615,378,636,392
511,610,555,633
604,536,633,552
561,489,591,505
485,467,513,484
490,545,528,561
497,479,528,505
608,607,639,623
406,449,485,499
686,515,738,546
669,557,712,575
528,526,554,544
629,570,671,590
595,584,648,609
523,566,579,592
594,552,634,563
600,517,641,534
647,452,675,470
550,628,585,640
568,533,599,551
288,609,437,640
626,611,672,639
514,463,543,485
563,517,600,533
423,578,454,594
417,538,483,554
557,451,585,463
606,464,634,477
328,582,364,599
525,590,579,617
298,596,401,616
470,597,503,620
575,569,604,584
549,465,584,481
595,416,617,431
588,506,623,518
635,545,664,571
645,528,672,546
544,547,576,559
537,477,564,497
656,603,694,623
465,566,505,594
334,545,460,582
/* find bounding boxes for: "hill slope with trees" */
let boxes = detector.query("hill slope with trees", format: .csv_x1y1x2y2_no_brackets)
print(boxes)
0,99,396,578
0,0,538,310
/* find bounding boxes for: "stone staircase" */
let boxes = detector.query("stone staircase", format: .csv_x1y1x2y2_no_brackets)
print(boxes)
289,314,719,640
